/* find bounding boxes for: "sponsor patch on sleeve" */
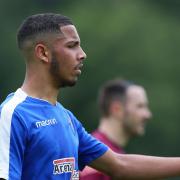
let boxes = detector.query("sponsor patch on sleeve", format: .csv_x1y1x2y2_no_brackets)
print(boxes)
53,157,79,179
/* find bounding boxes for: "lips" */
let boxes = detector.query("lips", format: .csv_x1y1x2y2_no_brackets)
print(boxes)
76,63,83,69
74,63,83,75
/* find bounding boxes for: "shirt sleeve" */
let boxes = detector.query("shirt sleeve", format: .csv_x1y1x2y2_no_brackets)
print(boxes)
67,111,108,170
0,108,28,180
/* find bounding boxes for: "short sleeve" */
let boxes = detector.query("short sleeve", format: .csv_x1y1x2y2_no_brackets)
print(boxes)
67,111,108,170
0,109,28,180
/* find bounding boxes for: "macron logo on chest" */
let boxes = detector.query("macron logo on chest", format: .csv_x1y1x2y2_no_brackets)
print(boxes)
36,118,57,128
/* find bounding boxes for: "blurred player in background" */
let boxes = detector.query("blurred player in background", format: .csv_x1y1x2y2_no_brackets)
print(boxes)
80,78,152,179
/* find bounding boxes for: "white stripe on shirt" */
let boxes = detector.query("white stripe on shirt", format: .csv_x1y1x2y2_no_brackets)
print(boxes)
0,89,27,179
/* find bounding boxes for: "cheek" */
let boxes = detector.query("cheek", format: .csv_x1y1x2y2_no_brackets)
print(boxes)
130,107,142,117
126,108,137,118
127,111,141,125
59,57,73,71
62,49,75,59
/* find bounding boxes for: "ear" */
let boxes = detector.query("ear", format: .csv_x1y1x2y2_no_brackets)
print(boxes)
109,101,124,117
34,43,50,63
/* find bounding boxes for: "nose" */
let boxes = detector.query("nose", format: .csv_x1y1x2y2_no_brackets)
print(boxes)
145,109,152,120
78,47,87,61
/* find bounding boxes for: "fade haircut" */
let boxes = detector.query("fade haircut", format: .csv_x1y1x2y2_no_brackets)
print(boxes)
98,78,134,117
17,13,73,50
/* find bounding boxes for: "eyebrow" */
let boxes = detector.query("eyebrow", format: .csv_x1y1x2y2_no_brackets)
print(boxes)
68,40,80,44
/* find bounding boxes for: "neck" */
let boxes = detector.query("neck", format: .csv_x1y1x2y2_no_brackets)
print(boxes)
21,67,59,105
98,117,130,147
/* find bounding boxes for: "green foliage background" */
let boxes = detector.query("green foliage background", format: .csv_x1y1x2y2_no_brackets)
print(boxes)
0,1,180,179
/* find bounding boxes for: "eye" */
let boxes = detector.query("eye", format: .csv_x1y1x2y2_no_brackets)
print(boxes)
68,44,75,48
67,41,79,48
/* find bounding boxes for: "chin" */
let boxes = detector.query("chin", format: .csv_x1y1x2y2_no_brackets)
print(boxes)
60,79,77,87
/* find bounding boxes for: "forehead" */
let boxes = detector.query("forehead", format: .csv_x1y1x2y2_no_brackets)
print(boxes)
58,25,80,41
126,85,148,103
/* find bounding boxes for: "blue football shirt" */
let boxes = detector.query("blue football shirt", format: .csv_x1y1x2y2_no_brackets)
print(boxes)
0,89,108,180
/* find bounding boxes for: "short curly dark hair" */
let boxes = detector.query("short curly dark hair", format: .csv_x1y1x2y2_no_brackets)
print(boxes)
17,13,73,49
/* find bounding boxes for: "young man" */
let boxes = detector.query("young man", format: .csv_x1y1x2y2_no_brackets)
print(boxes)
80,79,152,179
0,13,180,180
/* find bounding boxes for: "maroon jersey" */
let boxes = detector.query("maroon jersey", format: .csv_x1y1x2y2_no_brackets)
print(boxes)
80,130,125,180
